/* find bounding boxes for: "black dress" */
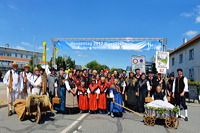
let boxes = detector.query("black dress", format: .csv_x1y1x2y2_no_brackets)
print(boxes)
126,77,138,106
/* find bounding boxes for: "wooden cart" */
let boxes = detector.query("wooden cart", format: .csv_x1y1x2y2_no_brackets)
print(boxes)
113,102,179,129
20,95,53,124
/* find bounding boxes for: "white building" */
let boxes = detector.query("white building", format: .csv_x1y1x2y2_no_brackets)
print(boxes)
168,34,200,81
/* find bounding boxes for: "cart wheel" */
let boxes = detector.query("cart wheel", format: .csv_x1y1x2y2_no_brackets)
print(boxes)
165,116,179,129
35,105,41,124
144,115,156,126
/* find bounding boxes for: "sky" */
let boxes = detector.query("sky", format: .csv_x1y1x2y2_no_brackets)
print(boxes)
0,0,200,69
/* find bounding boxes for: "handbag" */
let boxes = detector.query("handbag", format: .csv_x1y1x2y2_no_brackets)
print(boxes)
52,97,61,104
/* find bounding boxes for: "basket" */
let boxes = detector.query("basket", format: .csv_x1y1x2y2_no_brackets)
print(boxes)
52,97,61,104
167,96,171,102
145,97,153,103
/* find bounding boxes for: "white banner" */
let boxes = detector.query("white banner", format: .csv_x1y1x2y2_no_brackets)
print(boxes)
155,51,169,69
132,56,146,73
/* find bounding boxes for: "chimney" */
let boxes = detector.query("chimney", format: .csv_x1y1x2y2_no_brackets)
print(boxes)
183,38,187,44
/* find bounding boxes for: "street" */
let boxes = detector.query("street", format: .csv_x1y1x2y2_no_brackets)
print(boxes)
0,105,200,133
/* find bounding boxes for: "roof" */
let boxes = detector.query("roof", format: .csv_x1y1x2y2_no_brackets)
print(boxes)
0,56,47,64
0,46,42,54
170,34,200,55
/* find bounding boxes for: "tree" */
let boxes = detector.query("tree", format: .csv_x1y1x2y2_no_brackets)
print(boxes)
29,55,42,72
86,60,110,72
66,56,75,69
110,68,124,73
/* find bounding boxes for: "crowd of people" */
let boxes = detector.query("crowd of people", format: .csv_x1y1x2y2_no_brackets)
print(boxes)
3,62,189,121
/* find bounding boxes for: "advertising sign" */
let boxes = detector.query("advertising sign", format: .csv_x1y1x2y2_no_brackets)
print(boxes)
155,51,169,69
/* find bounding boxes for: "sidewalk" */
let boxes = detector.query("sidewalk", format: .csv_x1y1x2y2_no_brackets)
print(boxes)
0,82,7,107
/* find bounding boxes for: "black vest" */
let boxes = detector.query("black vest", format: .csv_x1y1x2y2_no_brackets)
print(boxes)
153,92,165,100
175,76,185,94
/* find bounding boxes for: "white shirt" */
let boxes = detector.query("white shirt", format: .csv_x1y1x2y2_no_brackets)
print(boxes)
28,74,42,90
87,87,100,94
172,76,189,93
21,71,32,89
65,80,77,91
146,81,151,91
3,69,23,91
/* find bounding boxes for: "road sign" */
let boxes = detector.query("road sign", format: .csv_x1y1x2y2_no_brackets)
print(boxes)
132,55,146,73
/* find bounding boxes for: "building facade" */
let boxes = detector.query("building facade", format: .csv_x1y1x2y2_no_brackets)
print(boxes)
168,34,200,82
0,46,43,77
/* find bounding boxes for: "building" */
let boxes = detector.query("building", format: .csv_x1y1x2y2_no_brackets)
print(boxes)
168,34,200,81
0,45,43,77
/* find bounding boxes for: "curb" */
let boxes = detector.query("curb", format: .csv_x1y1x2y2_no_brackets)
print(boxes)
0,104,7,108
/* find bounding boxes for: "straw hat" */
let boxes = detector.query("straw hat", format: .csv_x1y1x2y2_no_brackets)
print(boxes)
34,67,40,71
24,64,30,68
12,62,18,67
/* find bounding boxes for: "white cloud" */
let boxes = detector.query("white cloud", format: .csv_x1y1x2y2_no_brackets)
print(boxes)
184,30,198,37
38,46,49,50
8,5,18,10
15,46,25,50
21,42,33,47
77,54,88,58
196,16,200,23
180,13,193,17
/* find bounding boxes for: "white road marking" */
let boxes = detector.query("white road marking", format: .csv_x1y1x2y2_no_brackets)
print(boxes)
78,126,82,130
60,114,88,133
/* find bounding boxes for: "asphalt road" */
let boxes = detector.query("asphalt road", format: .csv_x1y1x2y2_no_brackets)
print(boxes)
0,105,200,133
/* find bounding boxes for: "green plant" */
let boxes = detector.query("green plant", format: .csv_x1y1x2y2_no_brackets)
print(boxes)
171,106,179,114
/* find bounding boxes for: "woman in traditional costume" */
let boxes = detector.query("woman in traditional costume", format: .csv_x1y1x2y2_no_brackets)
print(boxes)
110,79,123,118
97,76,108,114
126,72,138,111
65,71,78,114
54,70,66,113
136,73,150,113
77,80,89,113
87,78,99,114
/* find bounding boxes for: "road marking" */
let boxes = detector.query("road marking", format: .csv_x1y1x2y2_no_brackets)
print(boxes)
73,131,77,133
78,126,82,130
60,113,88,133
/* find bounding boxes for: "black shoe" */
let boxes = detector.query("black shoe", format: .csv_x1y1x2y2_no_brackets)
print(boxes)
8,110,12,116
178,115,181,118
185,117,188,121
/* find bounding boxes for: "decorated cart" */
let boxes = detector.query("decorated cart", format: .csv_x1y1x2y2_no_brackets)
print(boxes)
144,100,179,129
13,94,53,124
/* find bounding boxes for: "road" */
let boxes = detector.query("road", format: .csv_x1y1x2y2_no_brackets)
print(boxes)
0,105,200,133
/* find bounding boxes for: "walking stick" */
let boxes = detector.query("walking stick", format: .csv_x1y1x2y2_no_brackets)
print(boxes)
112,102,144,118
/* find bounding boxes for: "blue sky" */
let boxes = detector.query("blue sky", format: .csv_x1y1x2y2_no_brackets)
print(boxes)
0,0,200,69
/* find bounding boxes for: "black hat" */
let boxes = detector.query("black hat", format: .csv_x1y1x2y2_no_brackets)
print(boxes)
169,74,174,77
50,68,56,71
177,68,183,72
147,71,153,74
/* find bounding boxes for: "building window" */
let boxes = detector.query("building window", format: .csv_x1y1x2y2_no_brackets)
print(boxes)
15,53,17,57
172,58,175,66
189,68,194,81
189,49,194,60
26,55,28,59
20,54,23,58
179,54,183,63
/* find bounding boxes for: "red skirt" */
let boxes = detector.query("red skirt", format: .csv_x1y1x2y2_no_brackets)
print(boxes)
78,94,89,110
89,93,98,111
98,93,107,109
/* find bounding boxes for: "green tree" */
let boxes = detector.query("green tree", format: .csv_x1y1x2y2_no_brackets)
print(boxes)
110,68,124,73
29,55,42,72
86,60,110,72
66,56,75,69
56,56,65,67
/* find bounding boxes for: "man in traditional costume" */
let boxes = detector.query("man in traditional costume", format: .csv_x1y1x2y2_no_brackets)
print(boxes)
98,76,108,114
47,68,57,101
77,80,89,113
28,67,42,95
167,74,175,104
109,79,123,118
172,68,189,121
21,64,32,99
146,71,157,96
65,71,78,114
87,78,99,114
54,70,66,113
3,62,23,116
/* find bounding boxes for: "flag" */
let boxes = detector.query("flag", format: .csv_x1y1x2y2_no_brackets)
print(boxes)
54,48,58,56
42,42,47,64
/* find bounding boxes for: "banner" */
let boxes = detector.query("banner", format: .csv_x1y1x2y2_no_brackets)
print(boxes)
132,56,146,73
157,68,167,74
42,42,46,64
155,51,169,69
56,40,162,50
